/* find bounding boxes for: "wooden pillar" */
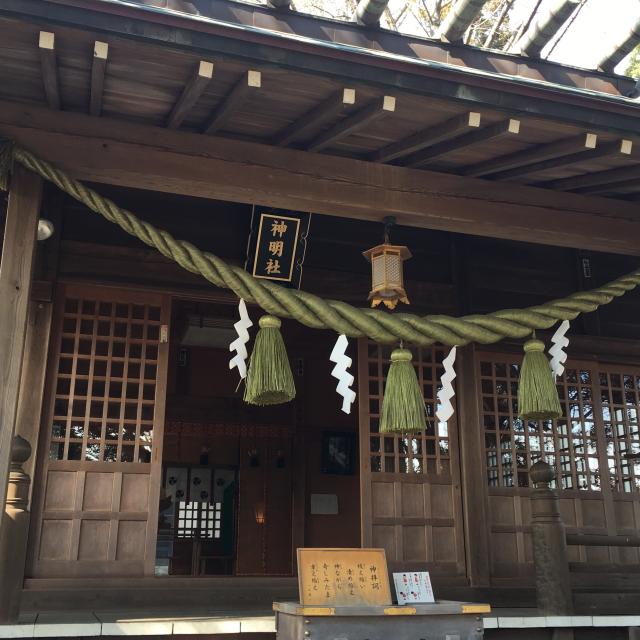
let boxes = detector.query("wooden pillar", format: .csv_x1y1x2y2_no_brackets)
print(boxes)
0,165,42,517
456,344,491,586
16,300,54,503
529,461,573,615
357,338,373,548
0,436,32,621
0,298,54,620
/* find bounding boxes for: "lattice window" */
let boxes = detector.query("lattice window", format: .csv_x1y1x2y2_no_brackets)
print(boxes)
49,295,161,463
479,356,600,490
177,501,222,539
599,369,640,493
177,501,199,538
367,342,451,475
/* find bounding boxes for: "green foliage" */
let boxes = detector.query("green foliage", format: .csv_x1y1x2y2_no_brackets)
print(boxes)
625,44,640,78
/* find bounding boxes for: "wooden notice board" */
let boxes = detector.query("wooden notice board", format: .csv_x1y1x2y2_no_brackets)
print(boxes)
297,548,392,606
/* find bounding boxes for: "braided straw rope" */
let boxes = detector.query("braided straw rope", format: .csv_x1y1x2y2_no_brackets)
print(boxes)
11,145,640,346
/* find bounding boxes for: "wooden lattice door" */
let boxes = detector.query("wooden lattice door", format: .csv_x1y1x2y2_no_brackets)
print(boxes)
28,284,170,578
477,352,640,584
357,339,466,580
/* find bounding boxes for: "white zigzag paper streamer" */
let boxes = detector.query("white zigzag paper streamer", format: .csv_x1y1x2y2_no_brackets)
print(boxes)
330,334,356,414
436,346,457,423
229,299,253,380
549,319,570,379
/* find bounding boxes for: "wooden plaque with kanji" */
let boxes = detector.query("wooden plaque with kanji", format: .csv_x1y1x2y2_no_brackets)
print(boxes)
297,548,392,606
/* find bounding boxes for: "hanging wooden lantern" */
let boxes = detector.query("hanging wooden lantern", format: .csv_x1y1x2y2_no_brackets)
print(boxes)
362,217,411,310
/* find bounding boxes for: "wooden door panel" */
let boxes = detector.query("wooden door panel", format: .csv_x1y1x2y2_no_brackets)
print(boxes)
39,521,72,560
116,521,147,559
402,526,426,561
44,471,76,510
479,352,640,583
83,472,114,510
359,340,467,578
236,428,294,576
582,499,606,529
431,484,455,520
29,285,170,578
432,527,457,563
121,473,150,511
78,521,110,559
401,484,424,518
372,483,394,519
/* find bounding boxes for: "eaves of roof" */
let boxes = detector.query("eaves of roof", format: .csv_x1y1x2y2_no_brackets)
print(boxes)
3,0,640,135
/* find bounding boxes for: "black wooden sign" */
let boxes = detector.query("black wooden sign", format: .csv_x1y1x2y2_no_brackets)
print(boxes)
246,207,311,289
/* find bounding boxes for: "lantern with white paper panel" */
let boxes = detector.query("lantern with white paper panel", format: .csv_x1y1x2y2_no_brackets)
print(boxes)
362,217,412,310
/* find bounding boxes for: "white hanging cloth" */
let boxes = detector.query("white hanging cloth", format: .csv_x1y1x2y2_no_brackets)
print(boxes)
549,319,570,379
436,346,457,423
330,334,356,414
229,299,253,380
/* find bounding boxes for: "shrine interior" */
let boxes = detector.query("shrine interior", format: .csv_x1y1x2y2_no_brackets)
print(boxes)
155,299,361,577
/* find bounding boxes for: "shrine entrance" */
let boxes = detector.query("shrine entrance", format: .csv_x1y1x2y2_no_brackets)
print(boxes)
154,298,361,577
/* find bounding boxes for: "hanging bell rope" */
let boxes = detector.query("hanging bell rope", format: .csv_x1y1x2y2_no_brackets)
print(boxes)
2,140,640,347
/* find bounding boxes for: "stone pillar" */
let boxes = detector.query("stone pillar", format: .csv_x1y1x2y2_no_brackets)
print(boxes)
0,436,32,622
529,460,573,615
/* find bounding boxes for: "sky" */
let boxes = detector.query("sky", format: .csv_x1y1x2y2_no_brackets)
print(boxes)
512,0,640,73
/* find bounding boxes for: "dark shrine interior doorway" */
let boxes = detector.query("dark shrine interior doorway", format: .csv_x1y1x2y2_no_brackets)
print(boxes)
155,297,361,577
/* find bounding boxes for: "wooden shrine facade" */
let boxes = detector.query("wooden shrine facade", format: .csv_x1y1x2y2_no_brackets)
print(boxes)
1,0,640,618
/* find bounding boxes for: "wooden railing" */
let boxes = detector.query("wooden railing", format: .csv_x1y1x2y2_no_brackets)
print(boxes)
530,461,640,615
565,534,640,548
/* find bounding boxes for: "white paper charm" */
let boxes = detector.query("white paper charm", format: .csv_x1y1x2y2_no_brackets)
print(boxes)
549,319,570,379
436,346,457,423
329,334,356,414
393,571,435,605
229,299,253,379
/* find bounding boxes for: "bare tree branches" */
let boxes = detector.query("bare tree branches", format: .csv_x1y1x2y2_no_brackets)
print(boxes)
267,0,518,50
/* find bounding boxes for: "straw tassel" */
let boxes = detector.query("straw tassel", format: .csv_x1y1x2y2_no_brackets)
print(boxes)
380,347,426,433
518,336,562,421
244,315,295,406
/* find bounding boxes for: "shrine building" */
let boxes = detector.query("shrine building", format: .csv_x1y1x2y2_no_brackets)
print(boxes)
0,0,640,637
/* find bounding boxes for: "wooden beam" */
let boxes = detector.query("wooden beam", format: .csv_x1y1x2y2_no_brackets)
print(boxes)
405,119,521,168
272,88,356,148
597,16,640,72
38,31,60,110
574,176,640,196
355,0,391,25
456,344,491,587
0,101,639,256
89,41,108,117
372,112,481,164
203,70,260,135
167,60,214,130
512,0,580,58
7,0,640,138
307,96,396,153
489,139,633,181
461,133,597,178
438,0,489,42
0,165,42,518
536,158,640,191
